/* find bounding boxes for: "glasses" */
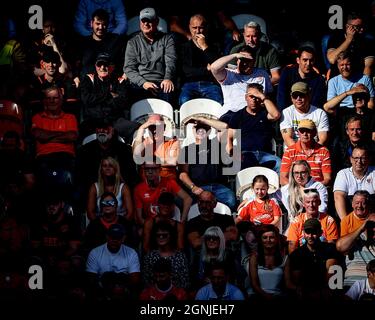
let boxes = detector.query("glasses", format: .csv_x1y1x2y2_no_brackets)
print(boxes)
298,128,313,134
156,233,170,239
100,200,116,207
303,188,318,194
96,62,109,68
291,92,306,99
206,235,220,242
304,228,319,235
141,18,155,24
352,156,367,162
293,170,308,176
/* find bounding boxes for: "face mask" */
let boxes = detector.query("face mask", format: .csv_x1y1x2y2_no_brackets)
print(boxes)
97,133,109,144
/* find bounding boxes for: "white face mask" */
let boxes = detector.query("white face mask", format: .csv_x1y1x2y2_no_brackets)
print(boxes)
97,133,109,144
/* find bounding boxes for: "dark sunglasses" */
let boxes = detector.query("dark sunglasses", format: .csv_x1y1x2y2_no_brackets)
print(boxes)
298,128,313,134
100,200,116,207
303,188,318,194
96,61,109,68
206,235,220,241
141,18,155,24
304,228,319,235
291,92,306,99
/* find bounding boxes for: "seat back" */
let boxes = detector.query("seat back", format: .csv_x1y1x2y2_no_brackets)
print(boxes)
0,100,24,141
179,98,225,146
130,98,175,138
236,166,279,200
187,202,232,221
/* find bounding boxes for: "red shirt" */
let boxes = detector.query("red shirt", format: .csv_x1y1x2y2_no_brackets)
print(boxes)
140,285,187,300
134,177,181,218
238,198,281,224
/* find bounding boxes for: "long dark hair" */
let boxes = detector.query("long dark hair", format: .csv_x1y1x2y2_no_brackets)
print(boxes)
150,221,177,250
256,224,283,268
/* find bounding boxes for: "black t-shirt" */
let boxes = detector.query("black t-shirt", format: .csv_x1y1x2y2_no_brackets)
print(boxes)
289,242,340,289
227,108,274,153
186,213,234,236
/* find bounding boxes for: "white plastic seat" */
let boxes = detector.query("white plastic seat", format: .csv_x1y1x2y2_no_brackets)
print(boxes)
235,166,279,201
130,98,175,138
126,16,168,37
179,98,225,146
231,14,268,42
187,202,232,221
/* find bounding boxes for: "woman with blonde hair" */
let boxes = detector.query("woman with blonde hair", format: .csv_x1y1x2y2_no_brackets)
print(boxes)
87,156,133,221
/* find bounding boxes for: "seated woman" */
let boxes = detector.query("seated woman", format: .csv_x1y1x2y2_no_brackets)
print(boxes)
142,221,190,290
143,192,184,253
277,160,328,230
247,224,288,301
87,156,133,221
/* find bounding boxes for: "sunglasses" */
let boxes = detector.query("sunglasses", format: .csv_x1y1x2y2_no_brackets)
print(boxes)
141,18,155,24
298,128,313,134
303,188,318,194
291,92,306,99
100,200,116,207
206,235,220,241
304,228,319,235
96,61,109,68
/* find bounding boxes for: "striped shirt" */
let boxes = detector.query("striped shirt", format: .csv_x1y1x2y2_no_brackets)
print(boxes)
281,141,331,182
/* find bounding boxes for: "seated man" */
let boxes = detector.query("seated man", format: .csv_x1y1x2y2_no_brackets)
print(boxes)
345,259,375,301
280,119,332,186
186,191,235,251
178,116,235,210
124,8,177,104
133,162,192,226
224,83,281,172
195,261,245,300
86,224,140,299
31,85,78,200
280,82,329,148
287,219,341,300
336,190,375,288
133,114,179,179
287,189,339,254
333,146,375,219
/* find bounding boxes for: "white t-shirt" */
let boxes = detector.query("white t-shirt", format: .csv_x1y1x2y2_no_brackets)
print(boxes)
86,243,140,276
220,68,273,113
333,167,375,195
345,279,375,300
279,105,329,141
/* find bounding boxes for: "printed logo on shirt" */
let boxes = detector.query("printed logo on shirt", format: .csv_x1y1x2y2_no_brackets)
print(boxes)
144,193,150,198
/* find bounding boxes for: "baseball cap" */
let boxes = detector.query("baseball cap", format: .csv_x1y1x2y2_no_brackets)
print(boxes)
303,218,322,232
291,82,310,95
298,119,316,131
140,8,157,21
96,52,111,65
42,50,60,64
107,224,126,239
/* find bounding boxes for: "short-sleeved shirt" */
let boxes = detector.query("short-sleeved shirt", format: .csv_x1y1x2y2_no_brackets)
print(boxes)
333,167,375,196
140,285,188,300
287,212,339,245
195,283,245,300
345,279,375,300
238,198,281,224
134,178,181,218
327,73,375,108
220,68,273,114
86,243,140,276
340,211,367,237
280,141,332,182
227,108,274,153
279,105,329,142
31,111,78,157
186,213,235,236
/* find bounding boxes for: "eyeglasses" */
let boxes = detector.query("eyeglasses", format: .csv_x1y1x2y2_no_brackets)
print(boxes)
100,200,116,207
303,228,319,235
298,128,313,134
156,233,170,239
293,170,308,176
352,156,367,162
291,92,306,99
96,62,109,68
206,235,220,242
141,18,155,24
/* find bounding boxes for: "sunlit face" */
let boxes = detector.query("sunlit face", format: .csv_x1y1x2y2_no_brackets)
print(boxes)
297,51,315,74
346,18,365,35
243,27,259,48
291,91,309,110
42,60,58,76
189,17,207,40
245,88,262,111
261,231,277,249
253,181,268,200
352,195,368,218
338,58,352,78
237,54,255,74
91,17,107,39
346,120,362,143
303,194,320,216
298,127,315,144
292,164,309,186
350,149,369,173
